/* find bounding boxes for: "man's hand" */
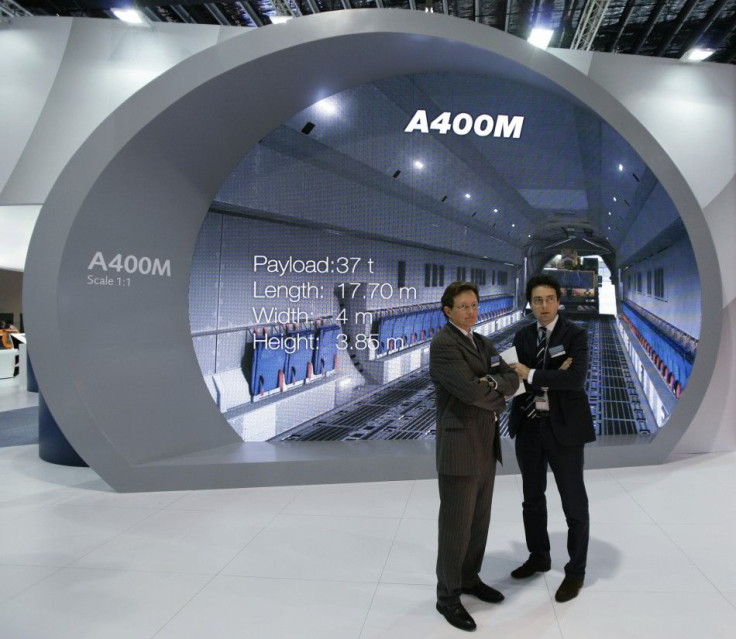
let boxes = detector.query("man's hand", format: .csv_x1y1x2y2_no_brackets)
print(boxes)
560,357,573,370
480,376,498,389
509,362,530,380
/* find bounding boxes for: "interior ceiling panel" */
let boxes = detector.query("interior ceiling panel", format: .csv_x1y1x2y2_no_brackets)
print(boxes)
9,0,736,65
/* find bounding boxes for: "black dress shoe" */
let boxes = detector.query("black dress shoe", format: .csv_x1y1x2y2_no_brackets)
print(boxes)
436,601,476,631
555,575,584,602
461,581,505,603
510,556,552,579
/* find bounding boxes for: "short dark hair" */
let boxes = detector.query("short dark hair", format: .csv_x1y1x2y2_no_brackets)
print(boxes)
441,281,479,314
526,274,561,303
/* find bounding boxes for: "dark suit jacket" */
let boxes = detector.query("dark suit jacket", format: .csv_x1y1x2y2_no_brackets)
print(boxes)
508,315,596,446
430,323,519,475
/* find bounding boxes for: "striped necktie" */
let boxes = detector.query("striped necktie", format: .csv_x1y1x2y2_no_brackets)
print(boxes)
467,331,477,349
536,327,548,367
523,326,548,419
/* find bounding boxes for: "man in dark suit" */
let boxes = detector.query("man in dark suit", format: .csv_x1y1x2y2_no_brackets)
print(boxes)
430,281,519,631
508,274,596,603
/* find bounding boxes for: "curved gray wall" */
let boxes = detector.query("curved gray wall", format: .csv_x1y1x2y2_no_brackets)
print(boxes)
22,11,729,491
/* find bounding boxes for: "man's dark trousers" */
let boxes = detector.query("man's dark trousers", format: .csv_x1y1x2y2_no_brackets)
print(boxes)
515,417,589,577
436,453,496,604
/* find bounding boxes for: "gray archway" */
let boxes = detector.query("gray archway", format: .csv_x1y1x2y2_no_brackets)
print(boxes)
23,10,721,491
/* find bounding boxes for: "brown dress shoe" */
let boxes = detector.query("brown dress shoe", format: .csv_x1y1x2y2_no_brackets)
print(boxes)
555,575,584,602
436,601,477,631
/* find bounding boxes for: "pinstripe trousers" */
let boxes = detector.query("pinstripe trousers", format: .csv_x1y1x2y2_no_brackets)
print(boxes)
436,454,497,604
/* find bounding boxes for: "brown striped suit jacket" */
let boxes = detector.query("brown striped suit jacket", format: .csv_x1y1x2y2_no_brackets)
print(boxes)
430,323,519,474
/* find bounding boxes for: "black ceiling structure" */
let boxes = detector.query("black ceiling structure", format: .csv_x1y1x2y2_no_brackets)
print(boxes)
5,0,736,65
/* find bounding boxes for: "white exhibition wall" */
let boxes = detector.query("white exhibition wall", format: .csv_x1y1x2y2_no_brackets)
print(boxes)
1,16,734,461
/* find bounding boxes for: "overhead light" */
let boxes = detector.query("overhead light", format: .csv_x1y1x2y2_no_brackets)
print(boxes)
315,98,337,116
528,28,554,49
413,160,424,170
464,193,472,199
612,196,617,202
511,223,516,228
270,15,293,25
493,208,498,213
682,48,714,62
111,7,147,25
608,211,612,215
618,164,624,172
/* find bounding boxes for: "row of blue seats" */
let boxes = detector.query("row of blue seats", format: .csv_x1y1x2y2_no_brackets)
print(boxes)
244,320,341,397
624,299,697,357
621,302,693,396
374,295,514,355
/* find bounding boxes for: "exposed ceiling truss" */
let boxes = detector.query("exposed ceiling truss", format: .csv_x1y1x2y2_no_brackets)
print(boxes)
6,0,736,65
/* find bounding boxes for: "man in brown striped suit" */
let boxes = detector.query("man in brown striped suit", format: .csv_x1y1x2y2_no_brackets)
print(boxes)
430,281,519,631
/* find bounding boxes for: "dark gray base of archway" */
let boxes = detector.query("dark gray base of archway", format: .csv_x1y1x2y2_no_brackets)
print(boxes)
38,394,87,467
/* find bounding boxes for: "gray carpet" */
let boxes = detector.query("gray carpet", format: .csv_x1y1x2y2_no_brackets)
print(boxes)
0,407,38,448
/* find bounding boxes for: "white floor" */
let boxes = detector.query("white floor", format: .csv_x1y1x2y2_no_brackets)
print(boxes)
2,384,736,638
0,376,38,412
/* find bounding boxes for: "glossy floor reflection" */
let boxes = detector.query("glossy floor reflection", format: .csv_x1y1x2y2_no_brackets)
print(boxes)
1,408,736,637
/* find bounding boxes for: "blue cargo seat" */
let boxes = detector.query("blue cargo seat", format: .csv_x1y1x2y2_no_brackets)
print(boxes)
313,323,340,374
248,326,287,395
284,326,317,384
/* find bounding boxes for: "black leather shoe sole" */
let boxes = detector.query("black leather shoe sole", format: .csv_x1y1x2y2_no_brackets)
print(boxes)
436,602,477,631
510,559,552,579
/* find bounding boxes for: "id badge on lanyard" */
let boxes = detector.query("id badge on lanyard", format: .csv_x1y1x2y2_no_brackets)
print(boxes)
535,389,550,411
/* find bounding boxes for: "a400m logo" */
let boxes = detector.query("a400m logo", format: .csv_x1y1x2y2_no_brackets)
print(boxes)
88,252,171,277
404,109,524,139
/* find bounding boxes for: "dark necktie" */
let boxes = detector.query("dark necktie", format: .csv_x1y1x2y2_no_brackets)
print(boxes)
523,326,548,418
536,327,548,368
466,331,477,349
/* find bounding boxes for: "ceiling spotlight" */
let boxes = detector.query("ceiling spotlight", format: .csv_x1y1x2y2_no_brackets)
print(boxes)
413,160,424,170
511,223,516,228
618,164,624,172
493,208,498,213
528,27,554,49
612,196,617,202
464,193,472,199
608,211,612,216
315,98,337,116
111,7,147,24
682,48,715,62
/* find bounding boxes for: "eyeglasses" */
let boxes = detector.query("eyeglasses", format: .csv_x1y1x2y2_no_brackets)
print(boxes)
531,297,557,306
454,304,479,311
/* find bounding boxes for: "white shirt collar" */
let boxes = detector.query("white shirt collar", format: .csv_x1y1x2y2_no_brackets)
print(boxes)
537,314,559,334
449,321,473,337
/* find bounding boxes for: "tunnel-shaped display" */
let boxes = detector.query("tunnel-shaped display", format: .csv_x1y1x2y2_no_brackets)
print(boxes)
189,72,700,446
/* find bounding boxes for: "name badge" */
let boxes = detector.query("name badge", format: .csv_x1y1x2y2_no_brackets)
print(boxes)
490,355,500,368
535,389,550,411
548,344,566,358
